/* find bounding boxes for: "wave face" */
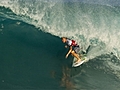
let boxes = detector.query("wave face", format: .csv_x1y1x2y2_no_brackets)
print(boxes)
0,0,120,89
0,0,120,53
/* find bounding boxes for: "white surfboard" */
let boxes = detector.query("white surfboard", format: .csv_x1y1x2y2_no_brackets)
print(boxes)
72,56,88,67
72,45,91,67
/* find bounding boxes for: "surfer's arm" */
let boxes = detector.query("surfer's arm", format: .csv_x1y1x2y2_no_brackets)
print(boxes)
65,46,72,58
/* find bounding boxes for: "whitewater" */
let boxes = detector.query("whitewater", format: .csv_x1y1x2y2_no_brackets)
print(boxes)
0,0,120,90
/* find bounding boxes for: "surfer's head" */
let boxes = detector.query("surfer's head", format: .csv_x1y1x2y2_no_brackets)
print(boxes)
61,37,67,43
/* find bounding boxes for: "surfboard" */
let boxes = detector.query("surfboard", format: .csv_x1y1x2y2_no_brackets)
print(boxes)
72,45,91,67
72,55,88,67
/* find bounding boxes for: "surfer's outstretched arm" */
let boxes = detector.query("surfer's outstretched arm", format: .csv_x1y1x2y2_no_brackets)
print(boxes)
65,46,72,58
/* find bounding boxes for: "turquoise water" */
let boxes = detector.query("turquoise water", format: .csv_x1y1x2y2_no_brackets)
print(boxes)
0,0,120,90
0,18,63,89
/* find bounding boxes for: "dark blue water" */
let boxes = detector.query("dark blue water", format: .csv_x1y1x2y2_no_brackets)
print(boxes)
0,18,67,89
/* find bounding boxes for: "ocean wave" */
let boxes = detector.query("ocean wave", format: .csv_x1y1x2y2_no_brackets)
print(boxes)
0,0,120,79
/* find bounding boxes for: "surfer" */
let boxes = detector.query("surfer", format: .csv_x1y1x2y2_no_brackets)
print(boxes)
61,37,81,63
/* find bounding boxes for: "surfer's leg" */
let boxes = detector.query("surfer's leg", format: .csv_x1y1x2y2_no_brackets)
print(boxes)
71,51,81,63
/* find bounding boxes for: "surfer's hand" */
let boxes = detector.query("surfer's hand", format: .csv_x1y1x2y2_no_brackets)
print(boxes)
65,45,68,48
65,54,68,58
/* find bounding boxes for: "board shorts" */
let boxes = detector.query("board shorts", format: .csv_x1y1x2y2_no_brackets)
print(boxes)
73,45,80,54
